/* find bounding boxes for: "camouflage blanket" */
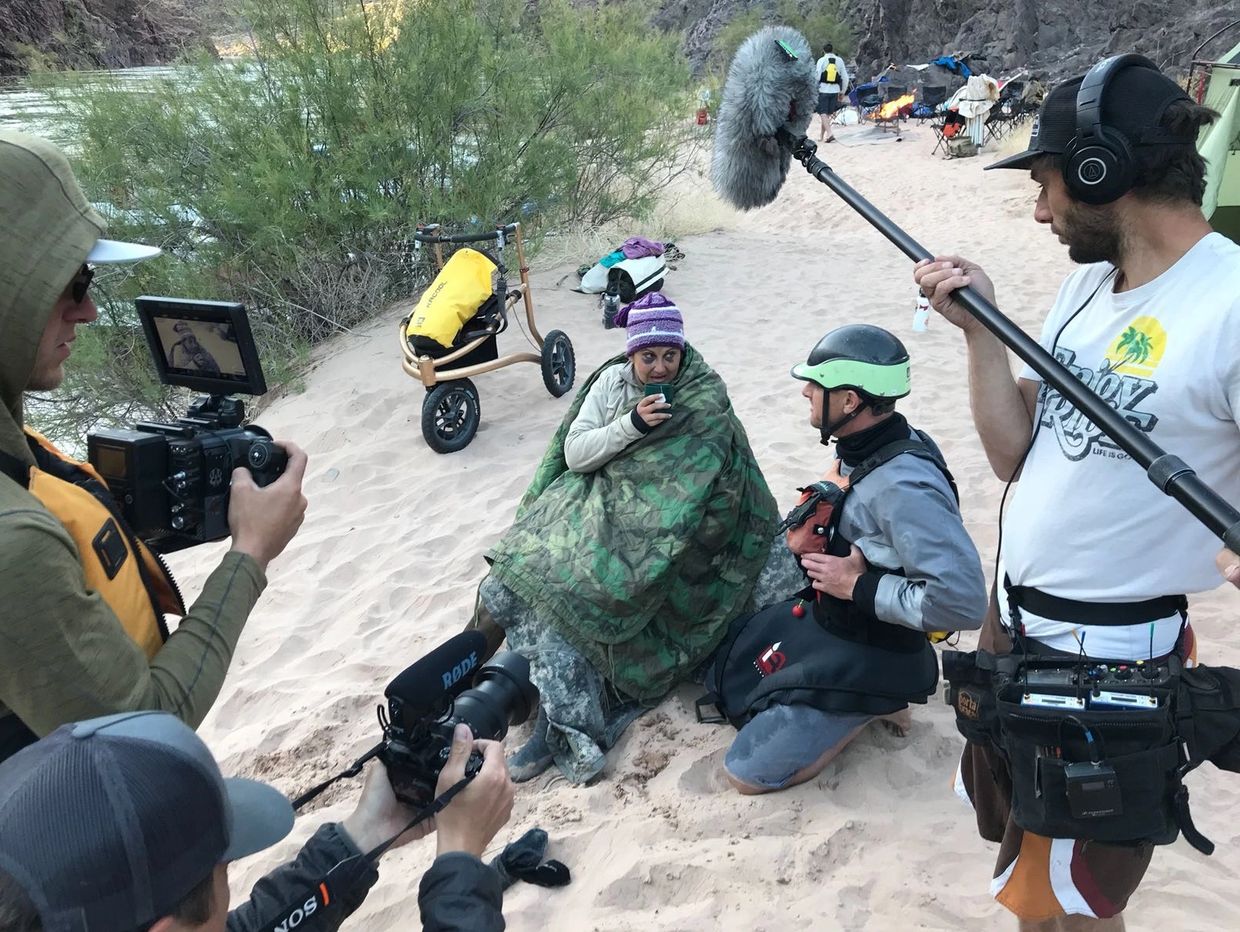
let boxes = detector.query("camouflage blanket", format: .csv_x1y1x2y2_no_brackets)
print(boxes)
486,346,778,701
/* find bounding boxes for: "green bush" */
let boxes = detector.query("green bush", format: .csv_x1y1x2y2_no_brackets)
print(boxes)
32,0,692,442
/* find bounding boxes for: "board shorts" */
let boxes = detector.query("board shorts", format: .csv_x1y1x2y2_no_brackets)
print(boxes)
816,91,843,115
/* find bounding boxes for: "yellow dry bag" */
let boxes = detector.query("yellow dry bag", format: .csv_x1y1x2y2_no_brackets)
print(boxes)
405,248,498,349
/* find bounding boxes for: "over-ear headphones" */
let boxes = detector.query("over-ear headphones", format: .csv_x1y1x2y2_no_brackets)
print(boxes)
1062,53,1161,205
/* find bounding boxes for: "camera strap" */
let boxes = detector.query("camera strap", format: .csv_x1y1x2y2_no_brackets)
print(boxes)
291,742,384,811
365,775,473,860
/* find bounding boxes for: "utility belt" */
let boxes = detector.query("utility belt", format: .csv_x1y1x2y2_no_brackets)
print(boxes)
943,647,1218,852
944,583,1231,853
1003,575,1187,628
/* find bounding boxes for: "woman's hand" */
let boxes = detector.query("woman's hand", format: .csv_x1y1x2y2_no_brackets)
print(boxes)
635,393,672,429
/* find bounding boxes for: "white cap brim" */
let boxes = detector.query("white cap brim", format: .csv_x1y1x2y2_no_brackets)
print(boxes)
86,238,162,265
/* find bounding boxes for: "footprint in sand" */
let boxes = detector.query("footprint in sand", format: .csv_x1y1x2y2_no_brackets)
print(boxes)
312,425,350,454
597,861,718,911
836,878,877,928
678,747,730,794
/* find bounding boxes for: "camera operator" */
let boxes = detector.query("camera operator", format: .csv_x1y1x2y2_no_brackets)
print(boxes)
0,712,513,931
913,58,1240,928
0,129,308,761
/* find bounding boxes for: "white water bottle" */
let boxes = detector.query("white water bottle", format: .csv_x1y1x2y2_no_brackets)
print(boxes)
912,292,930,332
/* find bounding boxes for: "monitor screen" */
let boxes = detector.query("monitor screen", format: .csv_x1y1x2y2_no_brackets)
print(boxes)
136,297,267,396
151,316,246,380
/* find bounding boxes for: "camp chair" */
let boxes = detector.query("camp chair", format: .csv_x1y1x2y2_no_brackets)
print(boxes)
983,100,1020,145
848,82,885,121
914,85,949,123
932,111,967,157
983,79,1033,144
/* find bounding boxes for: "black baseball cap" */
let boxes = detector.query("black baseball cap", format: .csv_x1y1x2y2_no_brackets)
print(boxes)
0,711,295,932
987,62,1193,171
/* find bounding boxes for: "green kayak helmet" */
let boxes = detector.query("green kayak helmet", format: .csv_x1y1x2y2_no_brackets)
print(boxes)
792,324,911,402
793,325,910,442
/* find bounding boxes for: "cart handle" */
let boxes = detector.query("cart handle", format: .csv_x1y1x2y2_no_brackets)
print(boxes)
413,222,519,245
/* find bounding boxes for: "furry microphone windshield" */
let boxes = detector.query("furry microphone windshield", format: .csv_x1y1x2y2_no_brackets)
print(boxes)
711,27,818,210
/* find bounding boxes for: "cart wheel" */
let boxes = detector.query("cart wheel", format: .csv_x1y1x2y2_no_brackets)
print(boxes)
421,379,481,454
541,330,576,398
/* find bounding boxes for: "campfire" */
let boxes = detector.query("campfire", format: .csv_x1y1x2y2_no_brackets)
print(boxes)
877,93,916,121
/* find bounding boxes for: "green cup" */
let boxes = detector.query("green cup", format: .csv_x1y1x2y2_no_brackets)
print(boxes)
643,383,675,404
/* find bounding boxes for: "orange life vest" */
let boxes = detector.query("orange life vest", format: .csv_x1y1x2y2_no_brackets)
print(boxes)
0,430,182,658
782,459,850,557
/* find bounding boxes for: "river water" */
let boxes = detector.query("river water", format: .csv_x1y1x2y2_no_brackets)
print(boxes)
0,66,183,145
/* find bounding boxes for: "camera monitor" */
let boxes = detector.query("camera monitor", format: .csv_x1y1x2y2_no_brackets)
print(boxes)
136,297,267,396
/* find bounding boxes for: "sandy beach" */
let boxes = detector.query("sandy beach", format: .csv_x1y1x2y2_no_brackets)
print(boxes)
169,120,1240,931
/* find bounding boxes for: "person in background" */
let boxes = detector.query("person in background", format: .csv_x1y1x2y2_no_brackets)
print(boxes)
815,43,850,143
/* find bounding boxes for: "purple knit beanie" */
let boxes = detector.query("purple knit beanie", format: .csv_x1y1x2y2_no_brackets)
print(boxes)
613,292,685,356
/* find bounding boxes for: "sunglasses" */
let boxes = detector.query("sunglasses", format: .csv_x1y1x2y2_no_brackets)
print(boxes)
70,264,95,304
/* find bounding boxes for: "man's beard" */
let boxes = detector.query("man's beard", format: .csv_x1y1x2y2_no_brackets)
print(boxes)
1063,201,1123,265
25,370,61,392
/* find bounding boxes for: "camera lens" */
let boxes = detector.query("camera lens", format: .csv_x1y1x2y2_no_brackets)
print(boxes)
450,651,539,741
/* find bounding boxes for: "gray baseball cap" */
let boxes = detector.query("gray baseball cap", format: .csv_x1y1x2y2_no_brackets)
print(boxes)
0,711,294,931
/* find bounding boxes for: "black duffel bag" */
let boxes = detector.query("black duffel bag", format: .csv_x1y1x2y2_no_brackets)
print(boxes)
698,597,934,728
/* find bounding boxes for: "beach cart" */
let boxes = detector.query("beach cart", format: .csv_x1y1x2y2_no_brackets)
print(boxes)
399,222,575,453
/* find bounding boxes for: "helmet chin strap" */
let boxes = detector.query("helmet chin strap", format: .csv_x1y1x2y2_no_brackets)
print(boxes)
819,394,868,446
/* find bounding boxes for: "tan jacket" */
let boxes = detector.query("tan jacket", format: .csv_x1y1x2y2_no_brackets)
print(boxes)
564,362,649,473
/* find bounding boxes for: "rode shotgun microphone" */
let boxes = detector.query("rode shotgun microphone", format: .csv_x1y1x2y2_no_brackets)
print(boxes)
289,630,487,812
385,630,488,712
711,28,1240,553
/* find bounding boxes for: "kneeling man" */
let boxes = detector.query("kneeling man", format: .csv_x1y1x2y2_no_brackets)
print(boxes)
713,325,988,793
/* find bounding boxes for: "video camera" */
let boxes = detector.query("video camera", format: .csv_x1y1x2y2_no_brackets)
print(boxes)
270,638,545,931
87,297,286,553
376,636,539,807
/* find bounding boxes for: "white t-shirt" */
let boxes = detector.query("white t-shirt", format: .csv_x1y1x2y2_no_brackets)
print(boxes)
1000,232,1240,658
816,54,848,94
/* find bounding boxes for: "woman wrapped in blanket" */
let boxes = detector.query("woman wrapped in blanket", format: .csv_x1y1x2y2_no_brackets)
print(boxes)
477,294,801,783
